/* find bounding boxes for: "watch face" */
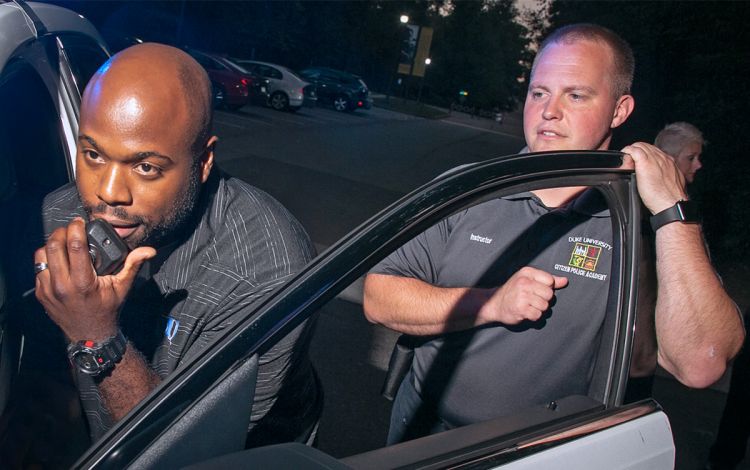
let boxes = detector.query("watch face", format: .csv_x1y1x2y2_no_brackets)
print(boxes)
73,351,102,375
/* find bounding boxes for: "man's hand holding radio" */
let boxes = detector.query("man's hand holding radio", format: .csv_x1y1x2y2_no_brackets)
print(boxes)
34,217,155,343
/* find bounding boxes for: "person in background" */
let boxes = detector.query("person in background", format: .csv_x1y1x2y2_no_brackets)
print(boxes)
655,122,705,184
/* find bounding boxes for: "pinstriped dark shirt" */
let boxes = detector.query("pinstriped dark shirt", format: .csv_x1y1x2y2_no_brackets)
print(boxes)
42,170,320,442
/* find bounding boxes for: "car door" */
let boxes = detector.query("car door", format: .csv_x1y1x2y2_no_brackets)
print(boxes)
0,1,109,464
316,69,342,101
72,151,673,469
0,1,109,326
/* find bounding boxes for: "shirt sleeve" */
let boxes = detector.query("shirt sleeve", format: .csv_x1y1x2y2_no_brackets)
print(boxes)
369,212,460,284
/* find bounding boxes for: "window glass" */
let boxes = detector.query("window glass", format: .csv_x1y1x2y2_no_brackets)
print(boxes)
308,185,619,456
189,52,222,71
266,66,282,80
0,60,70,296
0,58,86,467
57,34,109,97
340,74,358,85
209,58,227,71
0,55,89,468
320,72,339,83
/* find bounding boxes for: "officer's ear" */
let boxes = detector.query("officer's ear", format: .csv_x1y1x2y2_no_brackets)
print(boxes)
611,95,634,129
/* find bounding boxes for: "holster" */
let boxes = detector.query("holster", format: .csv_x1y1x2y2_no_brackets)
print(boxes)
381,335,418,401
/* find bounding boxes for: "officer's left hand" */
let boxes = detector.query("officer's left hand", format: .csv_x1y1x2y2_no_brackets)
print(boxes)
34,217,156,343
621,142,688,214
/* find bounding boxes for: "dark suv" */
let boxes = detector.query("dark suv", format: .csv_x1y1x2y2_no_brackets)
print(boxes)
299,66,372,112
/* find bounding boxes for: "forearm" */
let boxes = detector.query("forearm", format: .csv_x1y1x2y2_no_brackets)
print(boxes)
654,223,744,387
363,273,492,335
99,344,161,421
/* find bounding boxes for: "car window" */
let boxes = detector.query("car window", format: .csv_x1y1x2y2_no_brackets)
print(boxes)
56,34,109,97
255,64,270,78
75,156,638,467
285,68,304,82
339,74,358,85
0,59,71,298
265,65,282,80
320,71,339,83
300,69,319,80
223,58,247,74
208,57,226,71
191,52,223,71
308,185,621,455
239,62,258,73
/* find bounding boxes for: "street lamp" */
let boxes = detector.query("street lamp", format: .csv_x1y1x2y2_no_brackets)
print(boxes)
386,14,410,102
417,57,431,104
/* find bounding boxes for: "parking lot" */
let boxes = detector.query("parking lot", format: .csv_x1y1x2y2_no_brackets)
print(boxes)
211,102,525,248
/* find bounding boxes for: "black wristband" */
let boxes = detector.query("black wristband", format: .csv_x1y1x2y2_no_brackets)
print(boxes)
650,200,699,232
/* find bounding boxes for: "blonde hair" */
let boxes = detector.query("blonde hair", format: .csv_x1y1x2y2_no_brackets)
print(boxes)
654,122,705,156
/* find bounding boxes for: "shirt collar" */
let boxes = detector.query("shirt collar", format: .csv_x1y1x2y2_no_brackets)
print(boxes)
501,189,610,218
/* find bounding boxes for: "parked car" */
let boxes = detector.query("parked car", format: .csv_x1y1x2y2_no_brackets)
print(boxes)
185,48,269,110
299,66,372,112
1,2,675,469
232,59,314,111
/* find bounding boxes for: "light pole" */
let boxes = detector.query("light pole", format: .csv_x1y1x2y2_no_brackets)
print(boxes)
417,57,431,104
386,14,409,103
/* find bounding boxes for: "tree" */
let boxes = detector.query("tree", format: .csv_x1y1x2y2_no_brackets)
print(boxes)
427,0,530,110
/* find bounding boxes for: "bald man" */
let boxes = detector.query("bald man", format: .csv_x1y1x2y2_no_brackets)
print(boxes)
34,44,321,445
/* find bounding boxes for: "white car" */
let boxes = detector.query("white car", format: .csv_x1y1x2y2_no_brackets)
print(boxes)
233,59,309,111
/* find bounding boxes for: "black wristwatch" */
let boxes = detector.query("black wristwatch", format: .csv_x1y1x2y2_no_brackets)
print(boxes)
650,200,699,232
67,330,127,376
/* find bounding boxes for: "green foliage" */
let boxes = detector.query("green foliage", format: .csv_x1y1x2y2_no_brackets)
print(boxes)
62,0,533,111
427,0,530,111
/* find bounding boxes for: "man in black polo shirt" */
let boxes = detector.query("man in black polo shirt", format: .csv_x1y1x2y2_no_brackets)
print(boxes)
33,44,321,444
364,24,744,443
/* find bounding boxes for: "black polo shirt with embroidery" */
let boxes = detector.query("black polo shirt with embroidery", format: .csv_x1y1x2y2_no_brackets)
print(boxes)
372,189,613,427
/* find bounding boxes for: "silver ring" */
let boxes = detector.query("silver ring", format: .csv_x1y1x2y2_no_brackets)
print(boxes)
34,262,49,275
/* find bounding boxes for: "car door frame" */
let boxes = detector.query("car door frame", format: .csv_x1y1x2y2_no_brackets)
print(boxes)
72,150,648,468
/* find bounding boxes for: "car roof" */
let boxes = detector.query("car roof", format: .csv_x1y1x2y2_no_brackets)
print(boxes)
302,66,361,79
235,59,295,74
0,1,105,69
186,48,249,74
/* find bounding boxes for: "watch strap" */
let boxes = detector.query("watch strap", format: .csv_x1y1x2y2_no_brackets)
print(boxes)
102,330,127,360
68,330,127,376
650,200,699,232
